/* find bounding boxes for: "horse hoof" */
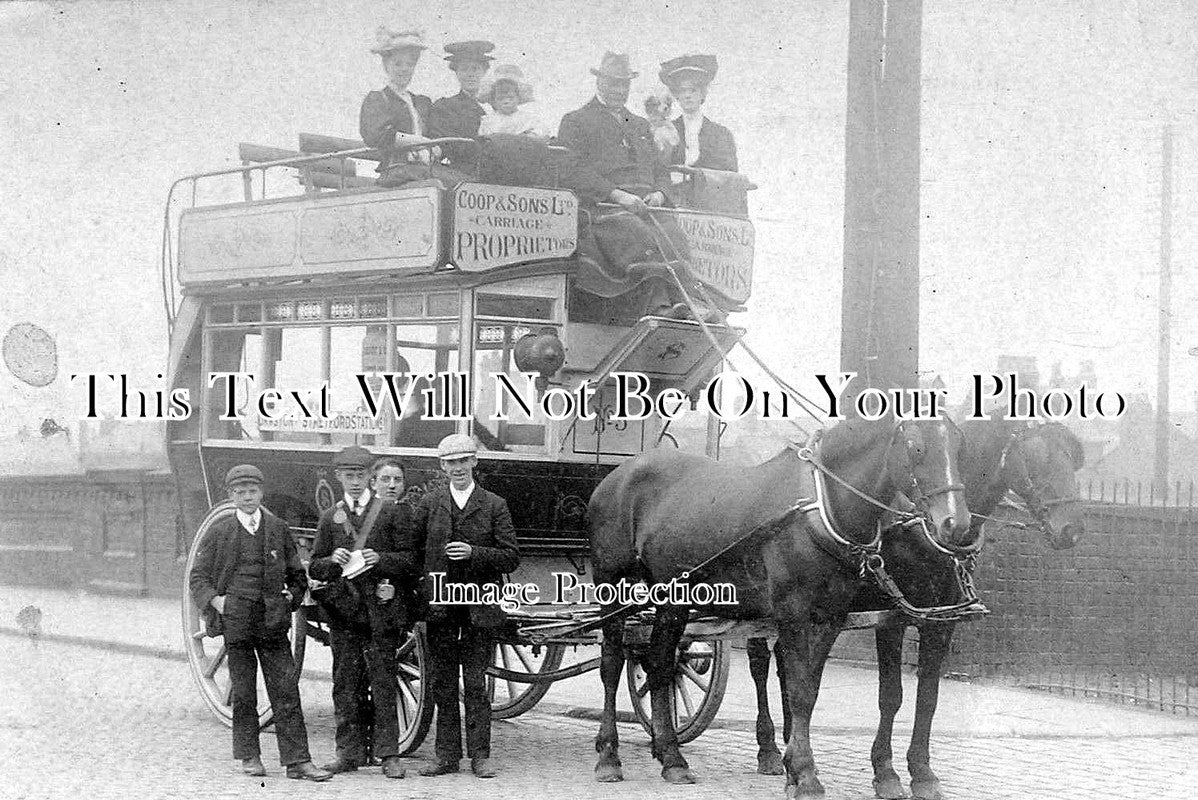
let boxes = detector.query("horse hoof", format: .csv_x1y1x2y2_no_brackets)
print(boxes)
595,763,624,783
757,751,785,775
662,766,696,784
873,775,908,799
784,786,826,800
910,779,943,800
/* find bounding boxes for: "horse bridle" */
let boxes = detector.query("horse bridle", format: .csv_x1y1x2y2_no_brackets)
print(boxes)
977,423,1084,545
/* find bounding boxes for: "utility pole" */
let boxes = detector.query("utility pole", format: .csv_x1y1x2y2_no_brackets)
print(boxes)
1154,125,1173,494
841,0,923,403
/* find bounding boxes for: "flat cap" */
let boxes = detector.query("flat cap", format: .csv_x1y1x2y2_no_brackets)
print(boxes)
333,445,374,469
225,464,264,487
437,433,478,459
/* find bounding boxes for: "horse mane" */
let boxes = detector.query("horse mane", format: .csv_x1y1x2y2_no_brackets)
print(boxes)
817,416,895,466
1037,421,1085,469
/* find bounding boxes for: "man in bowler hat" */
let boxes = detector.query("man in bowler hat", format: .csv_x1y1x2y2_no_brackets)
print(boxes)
189,465,332,781
309,445,421,778
417,434,519,779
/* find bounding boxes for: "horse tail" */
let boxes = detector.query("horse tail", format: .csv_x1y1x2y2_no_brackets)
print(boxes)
588,459,653,585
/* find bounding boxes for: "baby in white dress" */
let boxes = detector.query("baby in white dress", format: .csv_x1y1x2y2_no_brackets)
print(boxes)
478,64,547,139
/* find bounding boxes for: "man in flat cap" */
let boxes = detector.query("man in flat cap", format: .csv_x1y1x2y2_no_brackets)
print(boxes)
416,434,519,779
428,40,494,167
189,465,331,781
309,445,422,778
360,26,437,183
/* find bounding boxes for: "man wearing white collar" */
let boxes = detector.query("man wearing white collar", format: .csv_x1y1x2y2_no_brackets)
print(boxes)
416,434,519,779
189,464,330,781
309,445,421,779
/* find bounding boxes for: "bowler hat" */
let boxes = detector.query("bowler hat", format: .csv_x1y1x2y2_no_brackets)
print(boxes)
225,464,264,487
659,54,718,89
333,445,374,469
370,26,428,54
590,51,638,80
437,433,478,459
444,40,495,64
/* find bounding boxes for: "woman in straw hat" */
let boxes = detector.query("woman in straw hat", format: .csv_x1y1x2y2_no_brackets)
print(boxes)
360,26,433,173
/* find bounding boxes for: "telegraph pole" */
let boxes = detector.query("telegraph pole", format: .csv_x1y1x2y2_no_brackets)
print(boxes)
841,0,923,402
1154,126,1173,493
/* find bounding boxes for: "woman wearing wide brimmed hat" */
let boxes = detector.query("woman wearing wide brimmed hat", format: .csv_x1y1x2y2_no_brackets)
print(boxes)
659,53,738,173
427,40,495,165
477,64,546,138
359,26,433,170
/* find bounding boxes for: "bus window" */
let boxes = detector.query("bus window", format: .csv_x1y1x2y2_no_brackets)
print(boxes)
472,322,559,452
391,322,460,449
206,329,262,441
328,324,389,447
261,326,324,444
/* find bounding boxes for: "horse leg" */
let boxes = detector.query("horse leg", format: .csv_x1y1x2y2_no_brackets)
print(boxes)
748,637,784,774
871,625,908,799
776,638,792,742
594,613,626,782
645,607,694,784
907,623,953,800
778,620,842,800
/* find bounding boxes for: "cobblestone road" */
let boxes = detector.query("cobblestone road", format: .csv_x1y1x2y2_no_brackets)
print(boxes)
1,633,1195,800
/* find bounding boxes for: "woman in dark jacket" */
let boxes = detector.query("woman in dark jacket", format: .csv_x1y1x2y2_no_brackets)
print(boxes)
660,53,738,172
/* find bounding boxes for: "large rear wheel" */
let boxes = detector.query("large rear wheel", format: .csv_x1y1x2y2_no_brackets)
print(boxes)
625,639,730,743
395,623,434,754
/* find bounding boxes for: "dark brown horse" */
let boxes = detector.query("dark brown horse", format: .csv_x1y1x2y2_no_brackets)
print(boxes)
588,416,974,798
747,419,1086,799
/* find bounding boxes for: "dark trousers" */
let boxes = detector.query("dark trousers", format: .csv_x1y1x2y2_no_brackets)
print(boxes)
426,618,494,761
226,612,310,765
329,626,402,762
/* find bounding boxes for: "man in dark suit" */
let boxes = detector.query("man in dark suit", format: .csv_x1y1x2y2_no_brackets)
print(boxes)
417,434,519,779
427,40,494,167
189,465,331,782
556,51,672,212
359,26,444,185
309,446,421,779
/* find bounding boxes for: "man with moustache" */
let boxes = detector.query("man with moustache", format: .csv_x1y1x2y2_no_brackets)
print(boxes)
416,434,519,780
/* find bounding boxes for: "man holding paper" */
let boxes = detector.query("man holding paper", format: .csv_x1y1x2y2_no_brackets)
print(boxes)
309,445,421,778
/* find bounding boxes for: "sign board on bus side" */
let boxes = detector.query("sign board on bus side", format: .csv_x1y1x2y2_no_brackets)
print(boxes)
451,183,578,271
651,208,755,305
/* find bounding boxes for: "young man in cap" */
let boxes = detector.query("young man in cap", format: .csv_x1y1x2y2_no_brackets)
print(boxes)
427,40,494,167
416,434,519,779
309,445,421,778
360,26,437,184
189,465,331,782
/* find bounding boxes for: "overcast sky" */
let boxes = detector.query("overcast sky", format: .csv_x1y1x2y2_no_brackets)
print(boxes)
3,0,1198,455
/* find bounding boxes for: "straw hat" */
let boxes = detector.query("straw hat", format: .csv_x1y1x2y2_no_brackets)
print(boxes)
480,64,535,105
370,26,428,54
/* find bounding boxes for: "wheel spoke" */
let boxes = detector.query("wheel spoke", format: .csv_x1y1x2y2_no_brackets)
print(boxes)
222,679,234,706
191,629,207,640
676,679,695,718
512,645,537,673
204,645,228,679
397,662,422,680
679,663,710,692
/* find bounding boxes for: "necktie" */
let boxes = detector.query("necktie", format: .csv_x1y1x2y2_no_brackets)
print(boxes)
247,516,257,534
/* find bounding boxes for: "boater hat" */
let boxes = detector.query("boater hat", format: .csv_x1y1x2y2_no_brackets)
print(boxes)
444,40,495,65
225,464,264,487
437,433,479,459
590,51,638,80
659,53,719,89
333,445,374,469
370,26,428,54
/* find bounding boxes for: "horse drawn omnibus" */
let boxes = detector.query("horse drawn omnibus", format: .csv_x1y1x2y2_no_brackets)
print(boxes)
170,133,760,750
